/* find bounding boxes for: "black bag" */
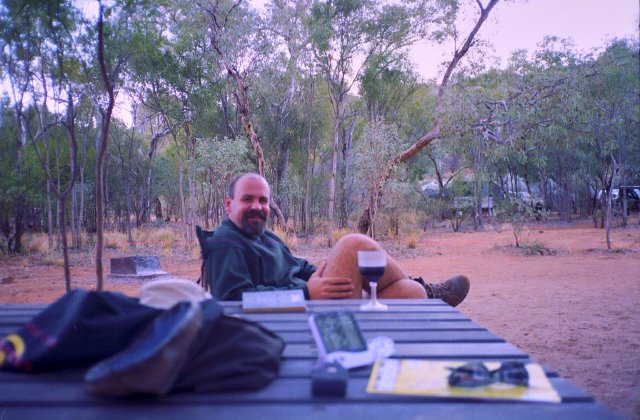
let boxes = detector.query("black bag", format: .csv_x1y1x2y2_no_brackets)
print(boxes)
0,289,161,371
173,305,286,392
0,290,285,395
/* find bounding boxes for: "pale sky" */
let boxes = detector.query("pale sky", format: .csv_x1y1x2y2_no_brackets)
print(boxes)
410,0,640,79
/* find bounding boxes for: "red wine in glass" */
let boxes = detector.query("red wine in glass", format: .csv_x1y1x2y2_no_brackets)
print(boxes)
357,251,388,311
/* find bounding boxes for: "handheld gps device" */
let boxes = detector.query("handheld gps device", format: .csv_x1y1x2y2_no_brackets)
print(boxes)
308,311,373,369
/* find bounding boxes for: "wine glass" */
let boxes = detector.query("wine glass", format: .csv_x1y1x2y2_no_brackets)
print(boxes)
358,250,388,311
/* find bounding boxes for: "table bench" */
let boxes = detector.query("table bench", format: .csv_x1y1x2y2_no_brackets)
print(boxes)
0,299,620,419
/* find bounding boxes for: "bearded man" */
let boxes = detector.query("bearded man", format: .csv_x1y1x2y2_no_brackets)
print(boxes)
205,173,470,306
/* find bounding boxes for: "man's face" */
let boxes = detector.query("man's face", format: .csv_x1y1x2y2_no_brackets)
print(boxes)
225,175,271,236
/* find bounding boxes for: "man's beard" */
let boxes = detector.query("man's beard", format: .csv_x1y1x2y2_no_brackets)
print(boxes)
241,209,267,236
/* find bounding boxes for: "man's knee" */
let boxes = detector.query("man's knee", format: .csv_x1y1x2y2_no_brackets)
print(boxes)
324,233,381,278
333,233,380,252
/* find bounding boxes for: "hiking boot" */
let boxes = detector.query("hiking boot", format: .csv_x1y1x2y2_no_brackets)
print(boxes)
413,275,470,307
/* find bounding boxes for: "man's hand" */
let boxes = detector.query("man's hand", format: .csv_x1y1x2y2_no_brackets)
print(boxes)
307,261,354,300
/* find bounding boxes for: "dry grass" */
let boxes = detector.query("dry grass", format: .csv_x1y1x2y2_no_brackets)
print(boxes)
331,228,350,244
132,227,179,255
149,228,177,255
24,234,64,266
311,234,329,248
43,255,64,267
190,241,202,259
405,232,418,249
104,231,129,251
272,226,298,250
26,234,51,256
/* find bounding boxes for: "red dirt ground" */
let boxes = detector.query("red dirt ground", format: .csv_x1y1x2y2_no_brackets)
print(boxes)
1,219,639,418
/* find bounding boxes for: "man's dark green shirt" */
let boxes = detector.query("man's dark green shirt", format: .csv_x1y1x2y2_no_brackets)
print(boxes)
204,219,316,300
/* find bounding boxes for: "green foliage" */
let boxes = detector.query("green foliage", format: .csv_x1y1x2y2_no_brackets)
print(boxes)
359,51,420,122
519,241,556,256
0,0,637,251
353,121,406,202
193,136,252,199
497,198,537,248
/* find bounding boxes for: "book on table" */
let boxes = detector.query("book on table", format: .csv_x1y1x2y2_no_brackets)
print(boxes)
367,359,561,403
242,289,307,313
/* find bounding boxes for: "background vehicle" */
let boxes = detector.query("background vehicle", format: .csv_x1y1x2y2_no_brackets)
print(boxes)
617,186,640,210
596,188,619,202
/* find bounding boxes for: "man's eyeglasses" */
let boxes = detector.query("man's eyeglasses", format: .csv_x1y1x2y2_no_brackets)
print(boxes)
448,361,529,388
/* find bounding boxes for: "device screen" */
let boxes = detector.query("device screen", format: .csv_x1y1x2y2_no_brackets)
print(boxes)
313,312,367,353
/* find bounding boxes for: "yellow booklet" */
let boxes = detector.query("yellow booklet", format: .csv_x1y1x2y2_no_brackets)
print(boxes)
367,359,561,403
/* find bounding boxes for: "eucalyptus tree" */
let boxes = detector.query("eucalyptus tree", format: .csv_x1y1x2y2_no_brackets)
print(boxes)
83,0,166,290
346,52,420,228
357,0,500,235
574,39,639,245
522,38,584,222
0,0,72,253
193,136,252,227
199,0,289,225
0,97,24,253
133,0,226,241
594,40,638,230
108,118,155,240
0,0,86,290
360,51,420,124
307,0,435,242
253,0,315,224
353,121,409,237
438,72,497,230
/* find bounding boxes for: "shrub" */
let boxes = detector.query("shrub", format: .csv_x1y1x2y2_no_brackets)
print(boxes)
151,228,177,251
104,231,129,251
311,234,329,248
27,234,51,256
521,241,546,256
272,225,298,250
406,233,418,249
497,199,535,247
43,255,64,267
331,228,350,244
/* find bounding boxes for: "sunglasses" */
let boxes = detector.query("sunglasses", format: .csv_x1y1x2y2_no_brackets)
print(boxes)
448,361,529,388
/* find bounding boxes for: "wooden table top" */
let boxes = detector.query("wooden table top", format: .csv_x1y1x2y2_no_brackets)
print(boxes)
0,299,620,419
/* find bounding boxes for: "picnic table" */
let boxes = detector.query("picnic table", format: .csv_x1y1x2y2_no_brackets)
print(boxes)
0,299,619,419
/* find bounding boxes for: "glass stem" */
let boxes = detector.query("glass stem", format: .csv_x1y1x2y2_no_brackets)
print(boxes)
370,282,378,304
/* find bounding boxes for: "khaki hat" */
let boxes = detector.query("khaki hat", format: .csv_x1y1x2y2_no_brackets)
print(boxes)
138,277,212,309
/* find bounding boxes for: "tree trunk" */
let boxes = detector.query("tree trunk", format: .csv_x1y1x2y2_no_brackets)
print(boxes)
55,140,61,250
538,168,547,211
605,156,617,250
58,196,72,291
338,126,348,229
277,147,290,222
71,181,78,249
188,166,196,242
95,2,116,292
79,141,87,241
46,141,54,251
339,112,357,229
175,138,188,239
11,101,27,253
327,111,341,245
620,184,628,227
125,175,133,243
303,78,315,235
473,173,482,231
